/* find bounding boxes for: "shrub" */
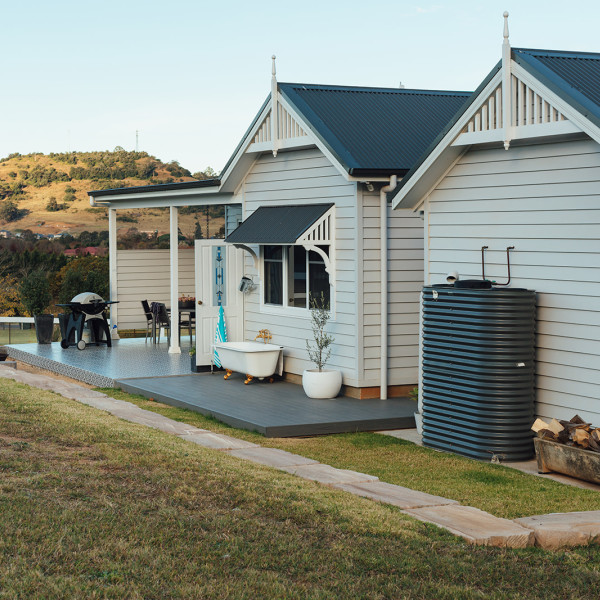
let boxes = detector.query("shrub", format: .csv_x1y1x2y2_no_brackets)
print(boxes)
52,255,109,304
0,199,27,222
0,275,25,316
46,197,67,212
20,271,51,315
117,214,137,223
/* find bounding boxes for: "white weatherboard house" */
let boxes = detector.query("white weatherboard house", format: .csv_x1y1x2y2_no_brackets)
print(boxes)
89,62,469,399
392,18,600,421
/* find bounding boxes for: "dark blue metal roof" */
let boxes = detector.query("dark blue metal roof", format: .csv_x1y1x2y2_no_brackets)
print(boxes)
278,83,471,176
513,48,600,127
225,203,333,244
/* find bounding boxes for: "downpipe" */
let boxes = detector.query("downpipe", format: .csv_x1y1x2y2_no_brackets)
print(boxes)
379,175,397,400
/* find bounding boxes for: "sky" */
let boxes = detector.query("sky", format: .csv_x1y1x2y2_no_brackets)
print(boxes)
2,0,600,174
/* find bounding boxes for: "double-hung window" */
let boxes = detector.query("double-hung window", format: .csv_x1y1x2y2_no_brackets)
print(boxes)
263,245,330,309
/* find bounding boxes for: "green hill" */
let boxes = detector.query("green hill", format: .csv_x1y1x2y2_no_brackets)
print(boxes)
0,150,222,239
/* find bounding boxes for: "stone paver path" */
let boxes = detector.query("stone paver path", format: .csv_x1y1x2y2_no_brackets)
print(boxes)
2,364,600,550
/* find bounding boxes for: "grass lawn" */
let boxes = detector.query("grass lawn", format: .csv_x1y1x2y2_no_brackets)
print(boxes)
99,388,600,520
0,327,38,345
2,379,600,598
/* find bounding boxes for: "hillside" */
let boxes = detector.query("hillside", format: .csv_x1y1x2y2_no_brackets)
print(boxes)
0,151,224,239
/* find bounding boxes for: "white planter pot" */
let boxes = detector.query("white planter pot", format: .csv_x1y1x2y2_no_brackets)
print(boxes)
302,369,343,399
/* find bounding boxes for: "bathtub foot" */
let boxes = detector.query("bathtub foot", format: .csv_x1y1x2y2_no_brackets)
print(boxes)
224,369,233,380
269,377,274,383
244,374,254,385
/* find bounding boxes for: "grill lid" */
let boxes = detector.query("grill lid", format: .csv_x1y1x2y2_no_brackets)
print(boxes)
71,292,104,304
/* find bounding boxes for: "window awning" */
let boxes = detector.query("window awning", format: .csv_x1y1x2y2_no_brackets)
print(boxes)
225,203,334,245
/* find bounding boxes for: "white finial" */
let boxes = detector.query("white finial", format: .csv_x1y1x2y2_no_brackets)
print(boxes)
502,11,512,151
271,55,279,157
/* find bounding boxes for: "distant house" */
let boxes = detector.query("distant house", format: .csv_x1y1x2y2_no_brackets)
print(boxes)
89,64,470,399
0,230,10,238
392,20,600,422
64,246,103,257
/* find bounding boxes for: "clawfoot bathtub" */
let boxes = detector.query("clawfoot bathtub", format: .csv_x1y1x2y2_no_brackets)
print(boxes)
214,341,283,384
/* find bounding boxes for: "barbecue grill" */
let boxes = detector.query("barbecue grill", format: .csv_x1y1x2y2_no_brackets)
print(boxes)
57,292,118,350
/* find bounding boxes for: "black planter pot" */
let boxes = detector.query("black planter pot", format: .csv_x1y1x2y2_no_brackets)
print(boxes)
190,353,197,372
34,314,55,344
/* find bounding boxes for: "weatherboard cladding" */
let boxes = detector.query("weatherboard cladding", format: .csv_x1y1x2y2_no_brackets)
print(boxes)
279,83,471,174
225,203,333,245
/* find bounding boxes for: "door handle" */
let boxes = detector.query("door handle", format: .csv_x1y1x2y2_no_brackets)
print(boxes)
197,300,203,306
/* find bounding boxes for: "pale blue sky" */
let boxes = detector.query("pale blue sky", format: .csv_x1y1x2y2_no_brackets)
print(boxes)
2,0,600,173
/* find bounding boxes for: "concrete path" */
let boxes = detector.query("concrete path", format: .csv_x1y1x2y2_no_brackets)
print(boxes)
1,364,599,550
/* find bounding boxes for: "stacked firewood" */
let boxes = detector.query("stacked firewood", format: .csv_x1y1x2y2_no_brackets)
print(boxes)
532,415,600,452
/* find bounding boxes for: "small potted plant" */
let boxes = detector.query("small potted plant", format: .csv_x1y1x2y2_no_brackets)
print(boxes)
302,293,342,399
19,271,54,344
179,295,195,310
189,346,197,372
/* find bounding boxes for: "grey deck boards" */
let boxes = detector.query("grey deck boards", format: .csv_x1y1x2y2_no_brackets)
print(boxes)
117,372,416,437
6,338,193,387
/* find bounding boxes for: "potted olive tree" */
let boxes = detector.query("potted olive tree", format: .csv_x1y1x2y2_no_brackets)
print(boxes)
189,346,197,372
302,294,342,399
20,271,53,344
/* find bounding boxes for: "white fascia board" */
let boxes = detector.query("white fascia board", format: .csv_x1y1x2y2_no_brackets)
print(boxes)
247,137,314,153
452,119,580,146
392,70,503,211
218,101,273,189
90,190,233,210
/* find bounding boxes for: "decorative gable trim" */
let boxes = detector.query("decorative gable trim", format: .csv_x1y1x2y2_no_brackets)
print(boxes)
453,64,579,147
298,205,336,283
247,101,308,152
297,205,334,244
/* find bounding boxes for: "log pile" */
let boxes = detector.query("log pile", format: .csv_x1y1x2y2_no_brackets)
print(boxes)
532,415,600,453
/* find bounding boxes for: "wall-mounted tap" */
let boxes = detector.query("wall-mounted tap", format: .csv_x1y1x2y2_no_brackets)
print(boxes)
255,329,272,344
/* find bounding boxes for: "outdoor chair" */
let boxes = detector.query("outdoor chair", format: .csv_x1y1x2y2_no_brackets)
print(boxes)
166,307,195,345
153,302,171,345
141,300,153,342
179,311,195,345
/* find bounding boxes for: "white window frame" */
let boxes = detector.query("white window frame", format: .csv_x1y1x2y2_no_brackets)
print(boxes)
259,244,335,319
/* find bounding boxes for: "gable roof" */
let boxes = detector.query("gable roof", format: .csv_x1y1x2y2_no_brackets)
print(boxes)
512,48,600,128
278,83,471,176
391,47,600,210
89,83,472,202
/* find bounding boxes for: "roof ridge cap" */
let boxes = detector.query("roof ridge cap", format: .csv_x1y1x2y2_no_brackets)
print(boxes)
514,47,600,60
279,82,471,96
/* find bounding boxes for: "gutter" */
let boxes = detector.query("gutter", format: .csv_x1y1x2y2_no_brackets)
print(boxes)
379,175,397,400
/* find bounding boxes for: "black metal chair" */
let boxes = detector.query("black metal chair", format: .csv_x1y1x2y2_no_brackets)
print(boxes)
141,300,153,342
166,307,194,345
154,303,171,344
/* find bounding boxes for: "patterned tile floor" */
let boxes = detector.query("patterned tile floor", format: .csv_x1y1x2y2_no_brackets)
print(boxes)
5,337,195,387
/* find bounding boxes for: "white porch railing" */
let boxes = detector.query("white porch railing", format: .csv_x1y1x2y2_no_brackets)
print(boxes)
0,317,60,345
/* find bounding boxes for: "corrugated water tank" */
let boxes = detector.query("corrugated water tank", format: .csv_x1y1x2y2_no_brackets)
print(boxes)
422,284,536,461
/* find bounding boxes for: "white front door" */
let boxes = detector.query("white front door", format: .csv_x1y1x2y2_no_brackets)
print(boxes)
194,240,244,366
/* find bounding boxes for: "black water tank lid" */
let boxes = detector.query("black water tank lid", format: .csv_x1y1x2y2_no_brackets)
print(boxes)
453,279,493,289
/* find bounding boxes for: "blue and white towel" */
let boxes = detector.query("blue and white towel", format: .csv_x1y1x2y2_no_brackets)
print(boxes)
213,305,227,367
